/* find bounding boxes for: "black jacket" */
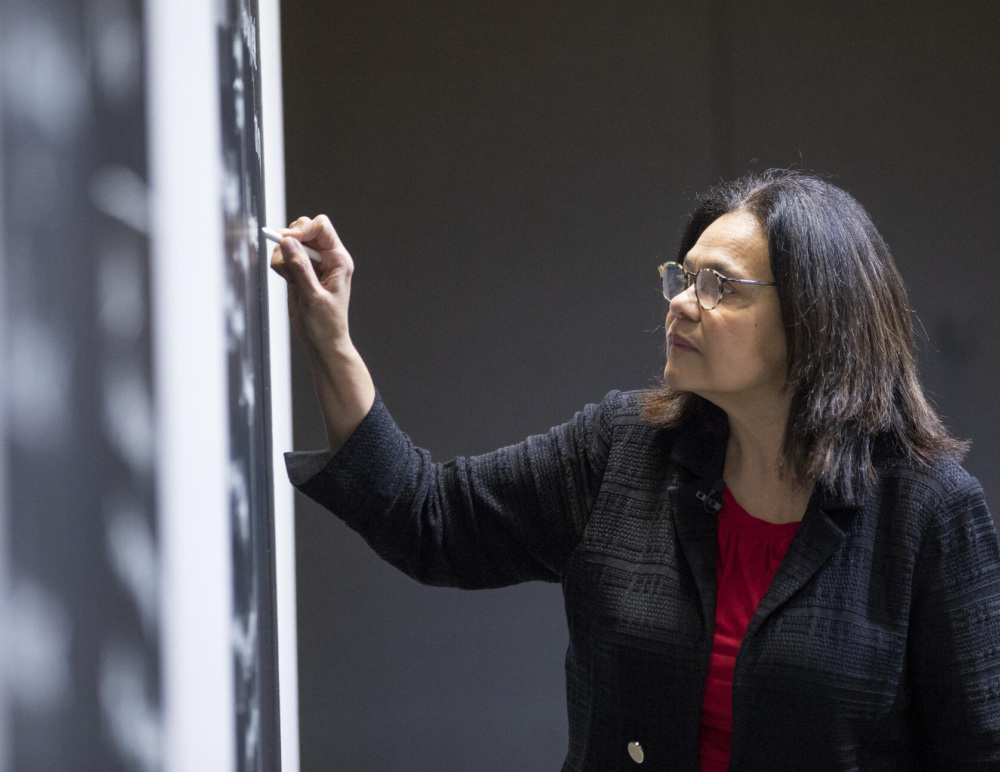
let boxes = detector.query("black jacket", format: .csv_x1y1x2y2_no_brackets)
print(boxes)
287,390,1000,770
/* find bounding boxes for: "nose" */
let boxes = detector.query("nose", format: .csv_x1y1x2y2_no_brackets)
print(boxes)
668,281,701,322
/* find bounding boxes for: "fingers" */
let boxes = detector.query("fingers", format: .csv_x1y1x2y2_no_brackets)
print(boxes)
269,213,355,297
283,214,343,253
283,238,324,289
270,214,355,352
270,237,325,294
269,243,289,278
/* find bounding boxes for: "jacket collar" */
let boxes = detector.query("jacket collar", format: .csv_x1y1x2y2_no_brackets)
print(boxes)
659,414,861,642
665,407,863,515
666,405,728,482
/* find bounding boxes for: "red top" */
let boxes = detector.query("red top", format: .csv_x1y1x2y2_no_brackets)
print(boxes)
698,488,800,772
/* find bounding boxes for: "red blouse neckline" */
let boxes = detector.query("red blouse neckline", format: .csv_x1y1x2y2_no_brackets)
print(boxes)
719,488,801,539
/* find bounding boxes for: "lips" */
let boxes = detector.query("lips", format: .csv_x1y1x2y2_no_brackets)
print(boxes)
668,333,699,353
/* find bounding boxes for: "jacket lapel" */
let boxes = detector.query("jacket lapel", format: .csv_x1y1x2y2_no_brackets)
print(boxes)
658,412,859,641
672,481,722,633
744,497,852,640
664,422,727,633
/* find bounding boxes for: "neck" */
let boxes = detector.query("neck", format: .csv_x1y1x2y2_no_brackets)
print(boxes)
724,403,787,478
721,397,813,523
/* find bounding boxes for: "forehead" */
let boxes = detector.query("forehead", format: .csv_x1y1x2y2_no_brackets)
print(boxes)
684,211,770,276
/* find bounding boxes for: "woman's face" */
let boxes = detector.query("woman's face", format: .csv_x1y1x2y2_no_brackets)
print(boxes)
664,211,788,415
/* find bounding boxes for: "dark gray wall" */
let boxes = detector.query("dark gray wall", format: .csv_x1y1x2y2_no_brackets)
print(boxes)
280,2,999,769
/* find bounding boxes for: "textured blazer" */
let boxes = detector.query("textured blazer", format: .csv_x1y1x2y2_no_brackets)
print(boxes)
286,390,1000,771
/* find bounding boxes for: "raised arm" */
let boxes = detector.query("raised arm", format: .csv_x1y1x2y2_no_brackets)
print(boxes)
269,215,375,453
287,388,620,587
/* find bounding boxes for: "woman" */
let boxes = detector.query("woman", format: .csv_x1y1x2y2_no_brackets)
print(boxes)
272,170,1000,770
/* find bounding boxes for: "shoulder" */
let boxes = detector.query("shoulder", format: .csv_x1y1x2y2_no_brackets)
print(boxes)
580,390,710,481
561,389,643,442
586,389,673,444
593,388,642,415
873,455,985,513
868,456,994,555
543,390,677,473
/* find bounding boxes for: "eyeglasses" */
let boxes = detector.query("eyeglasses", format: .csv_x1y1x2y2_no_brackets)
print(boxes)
658,261,777,310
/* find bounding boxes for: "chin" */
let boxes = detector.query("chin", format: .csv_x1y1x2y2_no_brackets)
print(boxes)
663,363,689,391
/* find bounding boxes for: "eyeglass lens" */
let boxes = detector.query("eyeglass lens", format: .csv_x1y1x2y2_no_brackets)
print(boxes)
662,263,721,309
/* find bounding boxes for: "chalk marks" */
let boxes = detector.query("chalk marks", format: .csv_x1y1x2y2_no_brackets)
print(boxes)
241,0,258,70
5,319,72,450
104,493,160,636
89,164,150,234
4,582,72,713
0,11,86,141
90,2,143,104
103,362,156,475
255,108,262,160
99,641,161,772
230,460,251,544
227,281,249,342
0,0,161,767
217,0,280,768
98,241,147,343
232,31,246,135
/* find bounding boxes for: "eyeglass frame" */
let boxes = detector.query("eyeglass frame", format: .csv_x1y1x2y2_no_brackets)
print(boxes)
657,261,777,310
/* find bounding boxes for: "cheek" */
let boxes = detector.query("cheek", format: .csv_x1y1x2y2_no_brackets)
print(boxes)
756,320,787,374
726,311,784,370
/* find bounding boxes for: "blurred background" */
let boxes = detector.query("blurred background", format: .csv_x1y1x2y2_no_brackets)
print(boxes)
280,1,999,769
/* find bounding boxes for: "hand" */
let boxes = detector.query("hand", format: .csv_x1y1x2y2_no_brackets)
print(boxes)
269,214,354,358
269,214,375,452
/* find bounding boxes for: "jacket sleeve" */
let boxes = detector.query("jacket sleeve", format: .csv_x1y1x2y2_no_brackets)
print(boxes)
909,473,1000,768
284,390,622,588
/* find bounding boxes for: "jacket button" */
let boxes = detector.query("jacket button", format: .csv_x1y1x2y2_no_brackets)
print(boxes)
627,741,644,763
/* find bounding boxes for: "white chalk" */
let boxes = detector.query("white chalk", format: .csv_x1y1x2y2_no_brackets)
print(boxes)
262,227,322,264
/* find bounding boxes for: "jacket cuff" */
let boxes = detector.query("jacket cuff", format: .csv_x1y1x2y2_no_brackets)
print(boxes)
282,391,406,497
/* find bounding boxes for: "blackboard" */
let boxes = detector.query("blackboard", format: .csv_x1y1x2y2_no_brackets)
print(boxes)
0,0,283,768
0,0,161,768
218,0,282,768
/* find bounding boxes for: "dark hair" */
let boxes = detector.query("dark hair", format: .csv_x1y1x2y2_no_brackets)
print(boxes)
641,169,967,501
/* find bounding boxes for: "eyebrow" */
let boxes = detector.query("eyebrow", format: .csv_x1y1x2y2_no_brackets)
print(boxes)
681,252,741,277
